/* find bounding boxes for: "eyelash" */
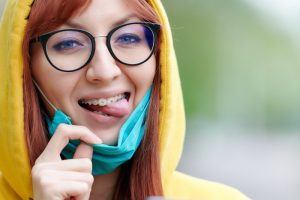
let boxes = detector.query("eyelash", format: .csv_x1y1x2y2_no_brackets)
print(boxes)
53,40,83,51
115,34,141,45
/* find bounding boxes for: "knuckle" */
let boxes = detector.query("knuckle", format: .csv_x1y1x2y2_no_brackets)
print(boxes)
34,157,42,165
86,174,94,185
31,164,39,173
82,158,92,171
61,129,71,140
31,164,54,185
31,163,44,179
31,168,39,180
81,182,90,192
43,185,54,196
39,176,51,188
79,126,90,134
57,123,69,135
34,155,47,165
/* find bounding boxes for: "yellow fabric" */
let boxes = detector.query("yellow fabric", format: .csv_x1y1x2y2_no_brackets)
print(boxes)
0,0,249,199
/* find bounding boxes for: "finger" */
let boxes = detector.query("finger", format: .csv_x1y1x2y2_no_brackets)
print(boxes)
33,158,93,173
40,124,102,162
53,181,91,199
73,142,94,160
42,170,94,185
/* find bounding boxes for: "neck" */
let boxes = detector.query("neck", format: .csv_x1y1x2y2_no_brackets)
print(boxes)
90,168,120,200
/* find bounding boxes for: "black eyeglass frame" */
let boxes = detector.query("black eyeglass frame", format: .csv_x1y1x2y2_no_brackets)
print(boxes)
30,22,161,72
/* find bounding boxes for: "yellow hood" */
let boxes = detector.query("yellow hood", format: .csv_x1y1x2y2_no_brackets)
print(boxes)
0,0,249,199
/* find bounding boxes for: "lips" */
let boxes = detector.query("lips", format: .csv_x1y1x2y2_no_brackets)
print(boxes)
78,92,131,118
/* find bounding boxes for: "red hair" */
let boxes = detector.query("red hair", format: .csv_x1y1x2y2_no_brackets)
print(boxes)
22,0,163,199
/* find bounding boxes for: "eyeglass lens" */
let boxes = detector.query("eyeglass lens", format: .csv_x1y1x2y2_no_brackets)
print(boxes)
45,23,156,71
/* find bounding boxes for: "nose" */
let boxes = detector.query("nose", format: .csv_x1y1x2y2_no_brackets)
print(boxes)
85,37,121,84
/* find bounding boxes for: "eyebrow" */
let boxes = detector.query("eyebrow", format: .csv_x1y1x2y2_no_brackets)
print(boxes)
65,14,139,30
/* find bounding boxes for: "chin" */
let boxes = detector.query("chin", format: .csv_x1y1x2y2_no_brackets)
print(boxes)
92,126,121,145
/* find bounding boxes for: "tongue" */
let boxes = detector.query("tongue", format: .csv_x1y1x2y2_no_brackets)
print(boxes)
88,99,130,118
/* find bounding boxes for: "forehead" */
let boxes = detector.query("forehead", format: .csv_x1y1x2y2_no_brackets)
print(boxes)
68,0,138,31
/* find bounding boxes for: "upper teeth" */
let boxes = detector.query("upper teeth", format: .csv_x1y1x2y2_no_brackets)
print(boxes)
80,93,126,106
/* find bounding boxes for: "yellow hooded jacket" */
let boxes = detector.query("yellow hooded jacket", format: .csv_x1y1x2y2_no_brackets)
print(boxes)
0,0,249,199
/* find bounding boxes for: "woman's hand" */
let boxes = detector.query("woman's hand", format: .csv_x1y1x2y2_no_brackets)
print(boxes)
32,124,102,200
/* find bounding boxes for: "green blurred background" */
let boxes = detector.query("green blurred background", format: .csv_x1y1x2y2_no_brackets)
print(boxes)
164,0,300,129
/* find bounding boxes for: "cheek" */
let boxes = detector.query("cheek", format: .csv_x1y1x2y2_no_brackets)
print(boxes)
122,56,156,106
125,56,156,89
31,47,79,108
31,46,55,86
31,46,45,78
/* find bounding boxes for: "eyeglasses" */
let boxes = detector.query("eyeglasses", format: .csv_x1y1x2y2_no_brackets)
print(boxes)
30,22,161,72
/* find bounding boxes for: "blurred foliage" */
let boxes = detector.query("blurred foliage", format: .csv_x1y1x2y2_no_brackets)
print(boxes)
163,0,300,130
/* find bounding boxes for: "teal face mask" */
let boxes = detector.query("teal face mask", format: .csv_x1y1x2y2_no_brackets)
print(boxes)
34,80,152,175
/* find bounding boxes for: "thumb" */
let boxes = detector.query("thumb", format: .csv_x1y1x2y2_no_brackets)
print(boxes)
73,142,94,160
73,143,94,200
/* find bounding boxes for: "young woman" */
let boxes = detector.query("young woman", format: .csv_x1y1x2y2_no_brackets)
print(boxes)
0,0,249,199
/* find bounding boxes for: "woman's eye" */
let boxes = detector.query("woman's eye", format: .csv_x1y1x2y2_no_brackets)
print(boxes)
116,34,141,45
52,40,83,51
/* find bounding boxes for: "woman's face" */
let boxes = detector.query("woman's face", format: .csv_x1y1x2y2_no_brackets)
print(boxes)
31,0,156,145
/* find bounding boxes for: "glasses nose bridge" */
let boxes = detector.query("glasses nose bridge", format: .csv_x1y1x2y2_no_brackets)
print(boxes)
92,35,109,52
93,35,108,40
91,34,112,59
89,34,115,67
93,35,107,39
86,34,121,83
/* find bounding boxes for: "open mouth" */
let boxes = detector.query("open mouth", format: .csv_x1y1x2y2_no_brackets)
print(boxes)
78,92,130,117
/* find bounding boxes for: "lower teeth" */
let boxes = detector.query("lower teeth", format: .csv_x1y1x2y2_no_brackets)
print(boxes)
93,111,110,116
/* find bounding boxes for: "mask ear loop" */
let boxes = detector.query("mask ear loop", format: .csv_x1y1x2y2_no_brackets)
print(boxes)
32,81,92,146
32,79,57,112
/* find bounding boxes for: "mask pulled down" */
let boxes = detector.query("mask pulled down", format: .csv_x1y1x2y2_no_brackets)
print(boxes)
42,85,152,175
